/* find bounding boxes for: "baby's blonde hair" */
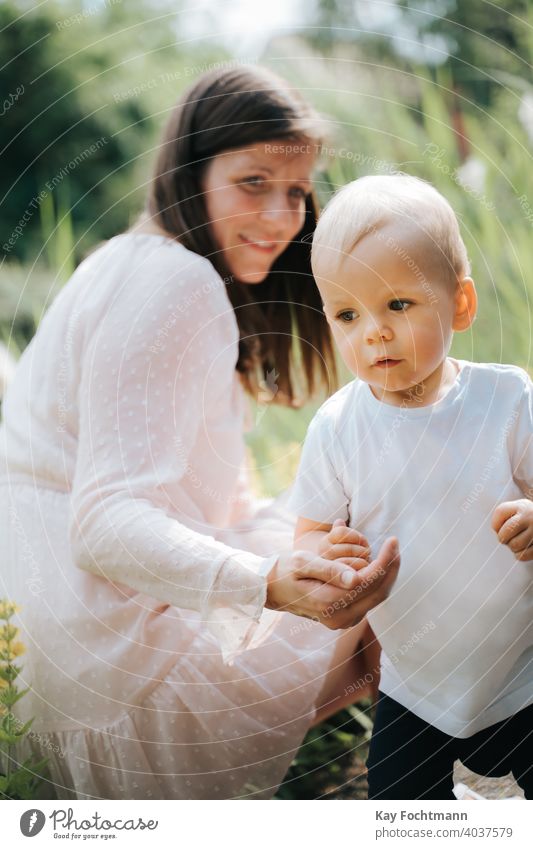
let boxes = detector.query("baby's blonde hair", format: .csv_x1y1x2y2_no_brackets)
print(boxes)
311,173,471,284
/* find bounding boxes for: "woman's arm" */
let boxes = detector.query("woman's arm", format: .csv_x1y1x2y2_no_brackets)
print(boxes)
69,247,272,659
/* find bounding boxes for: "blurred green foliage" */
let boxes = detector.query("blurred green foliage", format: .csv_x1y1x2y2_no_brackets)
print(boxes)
0,0,227,263
275,702,374,799
396,0,533,104
307,1,532,105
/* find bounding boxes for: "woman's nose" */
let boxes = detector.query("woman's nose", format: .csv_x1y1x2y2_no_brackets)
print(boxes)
258,190,296,231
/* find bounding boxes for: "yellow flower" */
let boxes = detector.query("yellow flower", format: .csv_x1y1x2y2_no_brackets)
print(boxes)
0,600,20,620
10,642,26,658
0,639,26,661
0,624,18,642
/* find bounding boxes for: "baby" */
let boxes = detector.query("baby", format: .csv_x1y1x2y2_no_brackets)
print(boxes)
288,174,533,799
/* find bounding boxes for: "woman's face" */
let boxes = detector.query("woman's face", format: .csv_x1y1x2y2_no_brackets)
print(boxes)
202,140,316,284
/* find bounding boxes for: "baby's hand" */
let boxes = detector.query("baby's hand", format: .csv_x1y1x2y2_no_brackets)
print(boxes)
318,518,371,570
492,499,533,561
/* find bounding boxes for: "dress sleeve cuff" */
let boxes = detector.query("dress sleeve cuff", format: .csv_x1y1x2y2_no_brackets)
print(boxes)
202,552,279,665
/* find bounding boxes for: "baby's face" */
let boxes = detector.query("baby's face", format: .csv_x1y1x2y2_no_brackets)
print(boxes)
314,223,460,406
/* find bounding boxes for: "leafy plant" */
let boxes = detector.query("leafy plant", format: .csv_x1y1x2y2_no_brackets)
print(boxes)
276,702,375,799
0,599,49,800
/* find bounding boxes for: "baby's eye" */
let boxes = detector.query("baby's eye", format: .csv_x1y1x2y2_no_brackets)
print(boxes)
389,299,412,312
336,309,359,323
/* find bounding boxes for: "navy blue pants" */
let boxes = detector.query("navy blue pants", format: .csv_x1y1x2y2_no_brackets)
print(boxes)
367,691,533,799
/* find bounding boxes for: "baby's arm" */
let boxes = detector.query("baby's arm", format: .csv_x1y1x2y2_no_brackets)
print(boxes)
295,516,372,569
493,369,533,561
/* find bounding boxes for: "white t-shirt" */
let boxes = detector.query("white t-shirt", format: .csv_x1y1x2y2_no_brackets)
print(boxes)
288,359,533,737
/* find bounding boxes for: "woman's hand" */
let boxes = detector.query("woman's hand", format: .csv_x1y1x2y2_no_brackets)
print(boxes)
492,498,533,561
265,538,400,630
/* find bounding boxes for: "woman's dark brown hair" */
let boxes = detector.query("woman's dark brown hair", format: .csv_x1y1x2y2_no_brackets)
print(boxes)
146,64,337,404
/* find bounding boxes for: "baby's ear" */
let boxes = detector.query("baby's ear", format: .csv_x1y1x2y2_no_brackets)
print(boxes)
452,276,477,331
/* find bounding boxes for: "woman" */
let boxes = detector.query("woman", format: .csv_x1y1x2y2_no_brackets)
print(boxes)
0,66,398,799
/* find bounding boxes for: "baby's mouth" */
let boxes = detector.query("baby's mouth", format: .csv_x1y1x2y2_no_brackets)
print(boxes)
373,358,402,368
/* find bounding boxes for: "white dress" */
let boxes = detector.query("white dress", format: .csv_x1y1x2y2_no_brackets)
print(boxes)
0,233,337,800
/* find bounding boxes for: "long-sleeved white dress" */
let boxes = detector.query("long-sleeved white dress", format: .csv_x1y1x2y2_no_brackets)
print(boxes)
0,233,338,800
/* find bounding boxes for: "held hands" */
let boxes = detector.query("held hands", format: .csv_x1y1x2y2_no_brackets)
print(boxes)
492,498,533,561
266,520,400,630
318,518,372,567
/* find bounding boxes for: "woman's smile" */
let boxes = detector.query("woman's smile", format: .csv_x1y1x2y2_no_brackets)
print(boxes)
238,234,278,253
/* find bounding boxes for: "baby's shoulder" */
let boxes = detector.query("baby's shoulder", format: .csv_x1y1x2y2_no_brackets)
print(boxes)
310,379,363,434
462,360,531,393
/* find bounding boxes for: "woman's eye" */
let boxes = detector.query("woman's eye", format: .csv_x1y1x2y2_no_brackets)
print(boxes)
240,176,266,191
389,299,412,312
289,186,308,200
337,310,358,323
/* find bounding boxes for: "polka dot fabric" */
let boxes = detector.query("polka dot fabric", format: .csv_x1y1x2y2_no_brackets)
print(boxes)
0,234,337,798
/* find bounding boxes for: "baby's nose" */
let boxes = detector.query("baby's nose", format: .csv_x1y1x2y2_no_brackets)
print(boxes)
365,319,393,343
